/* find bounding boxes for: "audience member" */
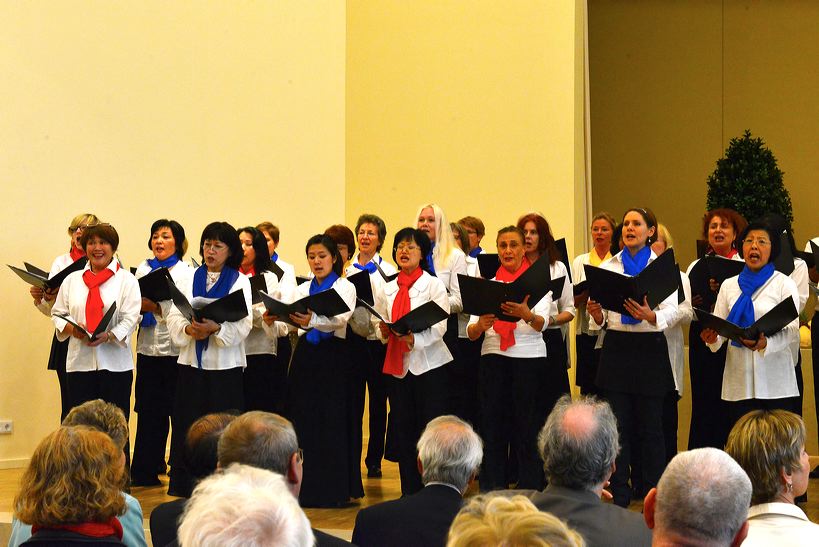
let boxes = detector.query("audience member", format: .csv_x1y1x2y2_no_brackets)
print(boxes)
725,409,819,545
353,415,483,547
643,448,751,547
178,464,313,547
531,394,652,546
150,412,237,547
446,494,585,547
9,400,147,547
217,411,352,546
13,426,128,546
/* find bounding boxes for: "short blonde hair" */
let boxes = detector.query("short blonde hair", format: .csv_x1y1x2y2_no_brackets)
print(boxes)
67,213,100,235
447,495,585,547
14,426,126,526
725,409,806,505
63,399,128,452
655,223,674,249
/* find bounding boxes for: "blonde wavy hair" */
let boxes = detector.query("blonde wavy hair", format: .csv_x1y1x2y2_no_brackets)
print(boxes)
415,203,459,272
62,399,128,452
14,426,126,526
447,495,585,547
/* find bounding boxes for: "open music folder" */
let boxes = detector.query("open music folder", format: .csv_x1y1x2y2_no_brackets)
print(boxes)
694,297,798,345
258,288,351,328
8,257,87,290
357,299,449,336
168,281,248,323
54,302,117,343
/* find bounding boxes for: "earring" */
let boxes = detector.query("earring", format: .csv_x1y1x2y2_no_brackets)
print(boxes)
786,482,793,493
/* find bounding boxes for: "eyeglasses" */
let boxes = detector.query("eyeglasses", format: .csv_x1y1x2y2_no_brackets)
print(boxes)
295,448,304,464
202,241,227,251
396,243,420,252
742,237,771,247
69,223,96,232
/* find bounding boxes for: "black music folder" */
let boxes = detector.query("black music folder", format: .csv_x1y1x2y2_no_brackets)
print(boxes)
347,269,375,307
583,248,678,317
8,257,87,290
168,281,249,323
54,302,117,343
688,255,743,310
373,262,399,283
358,299,448,336
268,261,285,282
773,231,795,276
477,254,500,280
458,256,562,322
573,280,589,296
296,275,311,286
190,257,200,268
138,268,173,302
554,238,572,283
258,288,351,328
248,274,269,305
694,297,798,345
794,241,816,269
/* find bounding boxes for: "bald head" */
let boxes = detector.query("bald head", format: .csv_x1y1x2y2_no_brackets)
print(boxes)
538,395,619,491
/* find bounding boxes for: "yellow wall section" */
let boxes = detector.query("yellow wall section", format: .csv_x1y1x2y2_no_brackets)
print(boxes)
0,1,346,464
346,1,584,254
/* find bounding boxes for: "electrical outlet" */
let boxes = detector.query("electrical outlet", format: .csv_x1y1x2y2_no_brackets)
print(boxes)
0,420,13,434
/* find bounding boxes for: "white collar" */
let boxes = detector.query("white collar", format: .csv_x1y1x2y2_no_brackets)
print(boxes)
748,502,810,521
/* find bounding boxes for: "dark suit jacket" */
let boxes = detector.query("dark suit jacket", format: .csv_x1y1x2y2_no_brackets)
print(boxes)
149,498,187,547
352,484,463,547
530,485,652,547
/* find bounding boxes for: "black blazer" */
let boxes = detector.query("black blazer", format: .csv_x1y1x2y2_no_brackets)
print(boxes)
149,498,187,547
352,484,463,547
530,485,652,547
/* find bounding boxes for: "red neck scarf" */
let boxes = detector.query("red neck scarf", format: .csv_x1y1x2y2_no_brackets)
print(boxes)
32,518,123,540
493,257,531,351
239,264,256,277
383,267,424,375
709,246,738,259
70,245,85,262
82,263,118,332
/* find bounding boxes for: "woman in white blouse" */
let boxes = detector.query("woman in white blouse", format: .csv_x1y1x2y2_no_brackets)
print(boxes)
31,212,99,420
467,226,554,491
165,221,252,496
375,227,452,496
701,221,800,426
131,219,194,487
51,223,141,459
275,234,359,507
587,207,678,507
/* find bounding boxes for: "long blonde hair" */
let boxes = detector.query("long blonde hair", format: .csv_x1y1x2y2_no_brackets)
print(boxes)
415,203,458,272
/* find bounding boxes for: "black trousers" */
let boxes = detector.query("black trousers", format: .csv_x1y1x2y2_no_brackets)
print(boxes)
243,353,288,414
131,354,179,482
168,365,244,497
814,311,819,447
451,336,482,429
361,338,389,469
575,333,602,397
390,364,451,496
47,334,71,421
66,369,133,466
687,322,731,450
606,390,666,507
479,354,556,492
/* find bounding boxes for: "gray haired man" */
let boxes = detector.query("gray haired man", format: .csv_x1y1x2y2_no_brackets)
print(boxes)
352,415,483,547
530,394,652,546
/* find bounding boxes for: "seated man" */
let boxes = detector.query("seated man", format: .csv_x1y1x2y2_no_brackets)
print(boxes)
217,411,352,546
352,415,483,547
150,412,237,547
178,464,313,547
531,394,652,546
643,447,751,547
8,399,148,547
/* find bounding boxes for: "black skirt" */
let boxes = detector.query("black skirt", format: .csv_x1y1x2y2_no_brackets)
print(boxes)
596,330,674,396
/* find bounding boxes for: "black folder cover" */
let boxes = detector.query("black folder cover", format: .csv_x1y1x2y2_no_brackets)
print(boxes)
296,275,311,286
268,261,285,282
477,254,500,280
374,262,398,283
258,288,351,327
694,297,798,345
554,238,572,283
573,280,589,296
688,256,744,310
358,299,449,336
138,268,173,302
8,257,88,290
583,249,678,317
347,270,374,306
248,275,269,305
168,281,249,323
54,302,117,343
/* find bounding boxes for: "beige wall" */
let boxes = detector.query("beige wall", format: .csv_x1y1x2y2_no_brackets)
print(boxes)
1,1,587,465
589,0,819,452
0,1,346,465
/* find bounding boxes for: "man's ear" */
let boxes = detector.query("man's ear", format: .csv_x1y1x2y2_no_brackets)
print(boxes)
288,452,303,485
643,487,658,530
417,457,423,477
731,521,749,547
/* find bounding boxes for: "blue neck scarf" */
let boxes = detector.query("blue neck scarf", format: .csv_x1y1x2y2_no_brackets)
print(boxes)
726,263,775,347
353,260,377,274
468,246,483,258
620,246,652,324
140,255,181,328
305,272,339,345
191,265,240,367
426,243,436,275
271,252,279,263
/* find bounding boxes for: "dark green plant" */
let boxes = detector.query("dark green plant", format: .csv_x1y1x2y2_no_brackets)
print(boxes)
706,129,793,225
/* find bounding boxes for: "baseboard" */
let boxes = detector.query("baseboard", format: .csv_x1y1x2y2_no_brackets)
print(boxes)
0,459,28,470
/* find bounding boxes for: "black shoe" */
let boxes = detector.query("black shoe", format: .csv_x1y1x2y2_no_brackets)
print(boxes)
367,466,382,478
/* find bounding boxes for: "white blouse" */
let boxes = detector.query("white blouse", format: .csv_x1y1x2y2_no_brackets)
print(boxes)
374,270,452,378
245,270,288,356
35,252,75,316
166,270,253,371
706,271,800,401
135,259,195,357
807,237,819,313
434,248,467,315
457,254,480,338
51,261,141,373
664,270,693,395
